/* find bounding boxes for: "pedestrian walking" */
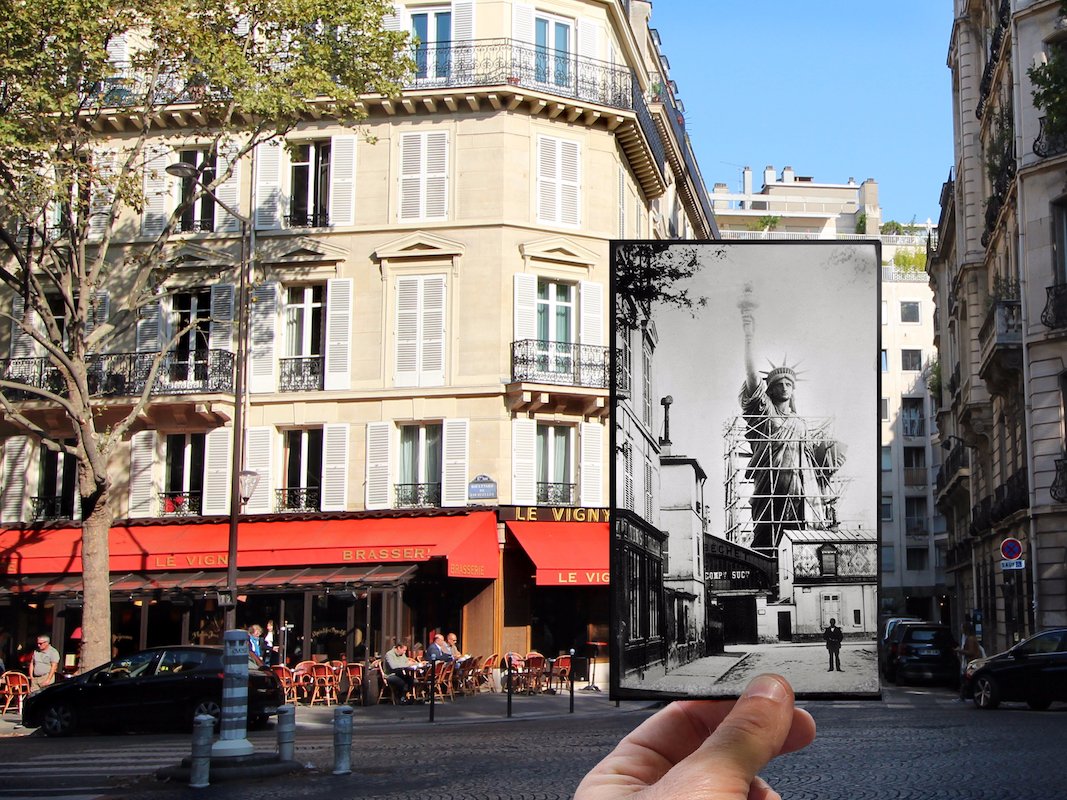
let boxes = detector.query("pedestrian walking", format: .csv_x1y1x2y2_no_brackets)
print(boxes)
823,618,843,672
955,624,982,699
30,634,60,691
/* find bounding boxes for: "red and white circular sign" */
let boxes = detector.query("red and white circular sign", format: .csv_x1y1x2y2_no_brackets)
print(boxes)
1000,537,1023,560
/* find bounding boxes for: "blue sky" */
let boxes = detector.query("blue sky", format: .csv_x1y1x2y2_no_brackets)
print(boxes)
648,3,955,227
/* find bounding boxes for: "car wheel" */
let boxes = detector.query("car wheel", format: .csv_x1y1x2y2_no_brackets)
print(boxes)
1026,695,1052,711
973,675,1000,710
41,703,77,737
190,697,222,728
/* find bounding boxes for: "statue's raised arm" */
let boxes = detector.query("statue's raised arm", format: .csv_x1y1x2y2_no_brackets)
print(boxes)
738,283,759,395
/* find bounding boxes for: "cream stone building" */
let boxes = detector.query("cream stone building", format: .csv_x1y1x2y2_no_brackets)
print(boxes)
0,0,715,672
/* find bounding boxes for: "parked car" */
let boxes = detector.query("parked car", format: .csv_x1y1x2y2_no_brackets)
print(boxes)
888,623,958,686
878,616,921,677
962,628,1067,710
22,645,283,736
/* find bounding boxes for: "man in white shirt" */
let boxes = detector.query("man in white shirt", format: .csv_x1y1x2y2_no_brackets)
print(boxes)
31,634,60,691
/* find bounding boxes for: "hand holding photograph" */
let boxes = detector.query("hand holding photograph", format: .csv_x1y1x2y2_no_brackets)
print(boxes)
611,241,880,700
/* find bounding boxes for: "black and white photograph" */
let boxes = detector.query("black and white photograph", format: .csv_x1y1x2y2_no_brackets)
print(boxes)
611,240,880,700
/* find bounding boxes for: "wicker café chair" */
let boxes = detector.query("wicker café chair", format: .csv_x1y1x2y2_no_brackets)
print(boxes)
308,662,338,706
342,662,364,704
271,665,299,704
552,654,572,692
523,652,547,694
477,652,499,693
1,671,30,715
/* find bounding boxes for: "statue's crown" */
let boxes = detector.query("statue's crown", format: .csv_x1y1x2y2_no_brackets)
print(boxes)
765,365,797,387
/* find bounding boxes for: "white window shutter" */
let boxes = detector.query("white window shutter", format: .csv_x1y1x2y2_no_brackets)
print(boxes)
87,290,111,341
10,296,34,359
324,278,353,391
421,276,446,386
248,282,279,393
579,422,603,506
1,436,29,523
618,166,626,238
215,142,242,233
106,34,129,71
141,145,170,237
320,423,350,511
560,139,581,226
382,2,402,31
329,135,356,227
399,133,422,221
365,421,392,510
424,132,449,219
579,281,603,347
513,3,534,42
578,18,599,60
511,418,536,505
209,283,234,352
243,426,274,514
128,430,157,518
254,139,284,230
136,302,161,352
577,19,600,101
88,151,116,242
394,276,419,388
201,427,232,515
513,273,537,341
441,418,469,507
536,137,558,224
453,1,474,41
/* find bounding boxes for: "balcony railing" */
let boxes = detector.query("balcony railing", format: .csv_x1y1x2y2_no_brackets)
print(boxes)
512,339,610,388
1034,116,1067,159
616,363,632,399
978,299,1021,358
990,470,1028,523
1,350,236,400
904,467,927,487
949,363,961,398
969,495,993,537
178,216,215,233
275,487,320,513
905,520,928,538
901,417,926,438
284,211,329,228
537,481,576,506
31,495,73,521
279,356,324,392
936,442,970,495
160,491,202,516
395,483,441,508
1041,284,1067,329
1052,458,1067,504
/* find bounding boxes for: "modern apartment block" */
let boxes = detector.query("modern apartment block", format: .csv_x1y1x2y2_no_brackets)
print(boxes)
931,0,1067,653
0,1,715,672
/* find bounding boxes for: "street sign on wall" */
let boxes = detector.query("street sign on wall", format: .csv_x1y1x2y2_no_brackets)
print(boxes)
1000,537,1023,560
1000,559,1026,570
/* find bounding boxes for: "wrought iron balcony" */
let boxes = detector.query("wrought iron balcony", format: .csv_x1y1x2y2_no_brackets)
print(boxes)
395,483,441,508
1034,116,1067,159
1,350,235,401
512,339,610,388
275,487,320,513
901,417,926,438
178,216,215,233
160,491,202,516
936,442,970,496
279,356,324,392
904,467,927,487
978,298,1022,386
991,470,1028,523
31,495,74,521
1041,284,1067,329
969,495,992,537
616,363,632,399
1052,458,1067,504
537,481,576,506
284,210,329,228
949,363,961,398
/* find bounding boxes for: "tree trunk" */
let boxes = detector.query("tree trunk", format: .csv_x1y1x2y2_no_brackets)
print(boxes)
79,487,113,671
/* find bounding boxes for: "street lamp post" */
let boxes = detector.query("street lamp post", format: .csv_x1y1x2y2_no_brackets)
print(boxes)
166,161,256,631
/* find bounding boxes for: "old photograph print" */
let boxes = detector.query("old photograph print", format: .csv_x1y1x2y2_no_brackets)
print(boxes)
611,240,880,700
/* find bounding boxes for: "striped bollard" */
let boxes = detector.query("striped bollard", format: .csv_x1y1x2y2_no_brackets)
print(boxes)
189,714,214,788
276,704,295,761
332,705,353,775
212,629,254,758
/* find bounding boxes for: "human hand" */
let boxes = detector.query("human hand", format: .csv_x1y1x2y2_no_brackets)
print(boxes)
575,674,815,800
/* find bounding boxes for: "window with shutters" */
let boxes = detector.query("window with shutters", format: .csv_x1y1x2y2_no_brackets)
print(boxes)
281,285,325,391
170,290,211,385
279,428,323,512
394,274,446,387
537,423,574,505
643,457,654,520
34,442,78,521
642,344,652,428
176,148,217,232
534,11,572,87
623,442,634,511
287,141,330,228
535,279,575,378
411,7,452,80
163,433,205,515
536,136,580,226
399,132,448,221
397,424,443,507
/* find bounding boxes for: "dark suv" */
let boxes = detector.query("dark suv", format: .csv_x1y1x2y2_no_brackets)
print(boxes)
962,628,1067,710
884,622,957,686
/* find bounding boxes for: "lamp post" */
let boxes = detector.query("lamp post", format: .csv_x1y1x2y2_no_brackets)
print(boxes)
166,161,256,630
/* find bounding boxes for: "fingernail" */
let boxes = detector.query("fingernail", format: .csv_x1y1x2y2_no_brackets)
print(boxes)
743,675,788,702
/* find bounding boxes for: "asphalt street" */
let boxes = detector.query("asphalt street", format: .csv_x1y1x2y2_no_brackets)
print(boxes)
1,683,1064,799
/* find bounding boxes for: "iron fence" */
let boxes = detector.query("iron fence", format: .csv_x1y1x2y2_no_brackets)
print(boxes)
512,339,610,388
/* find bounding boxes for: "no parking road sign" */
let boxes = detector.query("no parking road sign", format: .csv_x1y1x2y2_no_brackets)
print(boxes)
1000,537,1023,560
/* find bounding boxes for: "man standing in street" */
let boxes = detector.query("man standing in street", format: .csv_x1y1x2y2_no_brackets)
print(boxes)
823,618,843,672
31,634,60,691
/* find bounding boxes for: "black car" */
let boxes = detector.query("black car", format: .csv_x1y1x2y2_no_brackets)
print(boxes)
889,623,957,686
962,628,1067,710
23,645,283,736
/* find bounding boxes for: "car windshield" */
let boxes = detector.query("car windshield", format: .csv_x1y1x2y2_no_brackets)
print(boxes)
908,629,952,645
1015,631,1066,656
158,649,208,674
102,650,157,679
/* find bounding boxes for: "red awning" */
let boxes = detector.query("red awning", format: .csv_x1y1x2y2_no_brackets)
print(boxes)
0,512,498,581
507,521,609,586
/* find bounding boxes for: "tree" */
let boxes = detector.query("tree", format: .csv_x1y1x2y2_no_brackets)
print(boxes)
1030,1,1067,138
890,247,927,272
614,242,720,329
0,0,412,670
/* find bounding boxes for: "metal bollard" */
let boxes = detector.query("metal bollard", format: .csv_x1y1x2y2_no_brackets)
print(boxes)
428,655,438,723
332,705,353,775
213,630,253,758
276,704,296,762
569,648,575,714
190,714,214,788
506,654,513,718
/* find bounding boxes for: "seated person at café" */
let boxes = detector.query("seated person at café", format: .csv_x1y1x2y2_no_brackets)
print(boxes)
427,633,454,662
446,632,462,657
383,639,416,703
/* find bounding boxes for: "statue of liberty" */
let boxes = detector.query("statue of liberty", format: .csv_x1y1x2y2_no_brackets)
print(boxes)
738,284,846,550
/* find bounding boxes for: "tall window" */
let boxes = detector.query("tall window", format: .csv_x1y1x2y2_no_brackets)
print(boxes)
880,350,888,372
906,547,929,571
537,424,574,505
171,289,211,383
903,446,926,486
36,445,77,520
536,279,575,377
642,345,652,428
880,445,892,472
177,149,216,232
282,285,325,391
535,12,571,86
905,496,927,535
399,132,448,221
411,7,452,79
288,141,331,227
281,428,323,512
901,397,925,437
399,424,442,507
881,495,893,521
623,442,634,511
536,136,580,226
164,433,205,514
818,544,838,576
880,397,889,420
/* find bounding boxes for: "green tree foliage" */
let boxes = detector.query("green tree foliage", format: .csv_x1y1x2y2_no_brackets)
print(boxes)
891,247,927,272
1028,2,1067,136
881,220,906,236
0,0,411,669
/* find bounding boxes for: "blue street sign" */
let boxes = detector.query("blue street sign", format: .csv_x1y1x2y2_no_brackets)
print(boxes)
1000,559,1026,570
